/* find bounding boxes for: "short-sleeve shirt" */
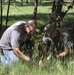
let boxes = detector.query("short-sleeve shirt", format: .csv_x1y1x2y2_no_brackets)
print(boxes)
0,21,27,49
53,28,73,54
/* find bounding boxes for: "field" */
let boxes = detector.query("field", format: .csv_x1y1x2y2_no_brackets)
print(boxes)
0,0,74,75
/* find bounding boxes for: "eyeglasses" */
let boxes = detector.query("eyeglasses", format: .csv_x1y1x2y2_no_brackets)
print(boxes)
28,24,36,33
27,23,36,29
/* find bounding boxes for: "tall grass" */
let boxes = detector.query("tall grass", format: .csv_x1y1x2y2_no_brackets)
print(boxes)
0,58,74,75
0,1,74,75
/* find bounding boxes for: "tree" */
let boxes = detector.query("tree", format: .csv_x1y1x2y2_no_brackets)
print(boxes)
13,0,16,6
21,0,23,6
0,0,3,31
6,0,11,28
50,0,74,27
33,0,38,19
26,0,28,4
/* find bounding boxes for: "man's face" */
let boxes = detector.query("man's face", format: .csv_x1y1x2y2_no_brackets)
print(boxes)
26,23,36,34
25,20,37,34
28,25,36,34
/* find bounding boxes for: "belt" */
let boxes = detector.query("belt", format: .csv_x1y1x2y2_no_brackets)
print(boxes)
4,49,12,51
0,48,13,56
0,47,12,55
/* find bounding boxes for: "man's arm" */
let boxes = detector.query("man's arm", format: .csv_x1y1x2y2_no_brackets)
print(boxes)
58,48,69,57
12,47,30,61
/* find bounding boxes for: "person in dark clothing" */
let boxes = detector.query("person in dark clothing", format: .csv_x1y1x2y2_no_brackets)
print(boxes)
43,23,73,58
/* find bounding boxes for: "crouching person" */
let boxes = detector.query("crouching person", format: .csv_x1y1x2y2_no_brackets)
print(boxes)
42,23,74,59
0,20,37,66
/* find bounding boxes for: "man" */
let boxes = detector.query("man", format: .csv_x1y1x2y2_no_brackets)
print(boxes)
0,20,37,65
43,23,73,58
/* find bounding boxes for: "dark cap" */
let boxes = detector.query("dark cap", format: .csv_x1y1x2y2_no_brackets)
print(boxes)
44,23,55,37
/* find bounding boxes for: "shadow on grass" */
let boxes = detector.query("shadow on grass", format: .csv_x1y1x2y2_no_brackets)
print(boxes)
2,13,50,25
0,12,74,37
1,13,74,24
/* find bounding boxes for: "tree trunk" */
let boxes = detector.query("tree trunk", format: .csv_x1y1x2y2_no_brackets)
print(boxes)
21,0,23,6
6,0,11,29
50,0,74,27
50,0,64,27
26,0,28,4
0,0,3,31
33,0,38,19
14,0,16,6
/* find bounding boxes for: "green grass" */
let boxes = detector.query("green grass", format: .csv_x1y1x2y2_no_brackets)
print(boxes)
1,0,74,26
0,1,74,75
0,58,74,75
2,2,51,25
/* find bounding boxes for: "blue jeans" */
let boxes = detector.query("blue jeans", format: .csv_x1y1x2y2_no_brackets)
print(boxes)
0,49,20,66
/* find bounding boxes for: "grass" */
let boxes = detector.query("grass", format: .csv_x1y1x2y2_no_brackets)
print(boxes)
2,1,51,25
0,0,74,75
0,58,74,75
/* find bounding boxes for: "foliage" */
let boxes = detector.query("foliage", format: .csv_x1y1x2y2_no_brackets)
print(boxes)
0,0,74,75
